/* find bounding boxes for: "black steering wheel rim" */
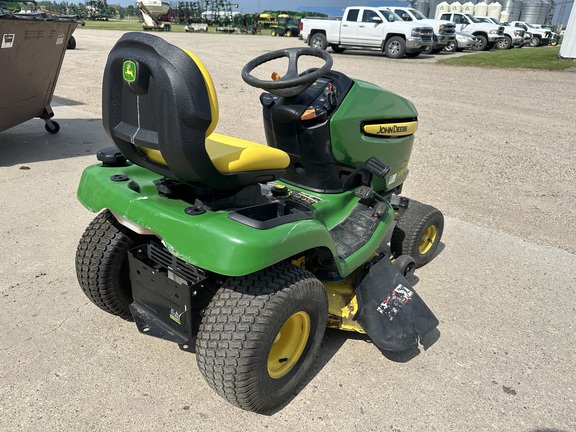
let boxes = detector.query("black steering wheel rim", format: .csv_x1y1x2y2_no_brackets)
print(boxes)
241,47,333,97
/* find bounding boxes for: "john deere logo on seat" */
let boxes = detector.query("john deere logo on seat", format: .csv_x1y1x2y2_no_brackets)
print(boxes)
123,60,136,83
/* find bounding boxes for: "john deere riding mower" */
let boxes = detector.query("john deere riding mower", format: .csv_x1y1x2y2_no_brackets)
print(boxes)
76,32,444,414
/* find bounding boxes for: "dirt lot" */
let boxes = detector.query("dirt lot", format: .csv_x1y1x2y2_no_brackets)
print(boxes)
1,29,575,431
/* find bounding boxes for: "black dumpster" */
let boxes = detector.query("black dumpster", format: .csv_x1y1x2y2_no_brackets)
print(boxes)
0,10,83,134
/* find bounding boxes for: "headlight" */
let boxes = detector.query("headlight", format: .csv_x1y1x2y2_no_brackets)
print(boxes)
488,29,498,34
411,27,422,37
439,24,445,32
514,30,523,37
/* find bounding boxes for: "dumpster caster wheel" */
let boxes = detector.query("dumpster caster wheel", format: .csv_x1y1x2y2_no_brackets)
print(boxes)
391,200,444,268
196,262,328,414
45,120,60,134
67,35,76,50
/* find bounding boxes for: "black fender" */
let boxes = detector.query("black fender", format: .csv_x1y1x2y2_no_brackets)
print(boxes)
355,254,439,352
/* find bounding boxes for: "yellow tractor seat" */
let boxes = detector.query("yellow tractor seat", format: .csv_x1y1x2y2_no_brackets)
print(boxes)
102,32,289,190
140,133,289,174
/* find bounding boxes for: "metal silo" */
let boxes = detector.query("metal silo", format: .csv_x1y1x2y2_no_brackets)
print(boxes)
502,0,522,22
412,0,431,17
521,0,545,24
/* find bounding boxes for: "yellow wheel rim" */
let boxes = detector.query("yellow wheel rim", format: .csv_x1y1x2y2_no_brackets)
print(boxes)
419,225,437,255
267,311,310,379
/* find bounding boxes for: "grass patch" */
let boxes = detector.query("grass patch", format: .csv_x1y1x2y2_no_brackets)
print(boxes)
438,46,576,70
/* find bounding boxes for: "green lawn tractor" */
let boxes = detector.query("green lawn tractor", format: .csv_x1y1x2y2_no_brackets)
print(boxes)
270,17,300,37
76,32,444,414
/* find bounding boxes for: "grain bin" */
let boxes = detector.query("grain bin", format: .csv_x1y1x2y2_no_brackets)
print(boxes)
436,1,451,18
502,0,522,22
520,0,545,24
500,10,510,22
462,1,475,14
413,0,431,17
450,1,463,12
474,1,489,16
488,2,503,18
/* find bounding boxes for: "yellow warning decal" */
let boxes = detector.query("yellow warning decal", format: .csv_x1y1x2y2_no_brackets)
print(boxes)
363,121,418,137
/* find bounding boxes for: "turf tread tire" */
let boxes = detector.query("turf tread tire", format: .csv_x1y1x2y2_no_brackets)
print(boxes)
195,262,327,414
75,210,141,320
391,200,444,269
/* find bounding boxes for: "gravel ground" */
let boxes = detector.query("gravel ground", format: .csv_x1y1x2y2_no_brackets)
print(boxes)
1,29,575,431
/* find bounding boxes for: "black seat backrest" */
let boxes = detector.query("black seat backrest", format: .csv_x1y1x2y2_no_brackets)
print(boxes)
103,32,242,189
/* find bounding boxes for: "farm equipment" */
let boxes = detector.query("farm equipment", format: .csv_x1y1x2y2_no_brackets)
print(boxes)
270,16,300,37
137,0,171,31
76,32,443,413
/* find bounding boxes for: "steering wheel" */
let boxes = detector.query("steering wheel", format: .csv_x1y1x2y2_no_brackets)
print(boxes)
241,47,333,98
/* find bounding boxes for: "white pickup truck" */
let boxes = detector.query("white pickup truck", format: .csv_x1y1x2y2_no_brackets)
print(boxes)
382,6,456,54
474,16,525,49
300,6,434,58
508,21,552,47
436,12,505,51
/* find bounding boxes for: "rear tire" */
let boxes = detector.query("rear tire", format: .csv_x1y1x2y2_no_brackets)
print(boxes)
285,30,292,37
391,200,444,268
271,29,277,36
309,32,327,50
384,36,406,59
196,262,328,414
76,210,141,320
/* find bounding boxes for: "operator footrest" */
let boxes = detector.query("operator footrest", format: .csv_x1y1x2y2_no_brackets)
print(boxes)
329,203,382,259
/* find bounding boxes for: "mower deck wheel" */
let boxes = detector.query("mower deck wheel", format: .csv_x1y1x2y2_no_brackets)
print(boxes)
75,210,141,320
391,200,444,268
195,262,328,414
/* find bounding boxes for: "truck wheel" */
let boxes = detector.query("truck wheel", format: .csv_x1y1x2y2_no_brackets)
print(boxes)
331,45,346,53
309,32,327,50
529,35,540,47
391,200,444,268
384,36,406,59
497,35,512,49
472,35,488,51
196,262,328,414
76,210,142,320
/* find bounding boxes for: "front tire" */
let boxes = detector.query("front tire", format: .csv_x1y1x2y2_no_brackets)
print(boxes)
444,40,457,52
384,36,406,59
196,262,328,414
472,34,488,51
391,200,444,268
529,35,541,47
76,210,141,320
497,35,512,49
309,32,327,50
271,29,277,37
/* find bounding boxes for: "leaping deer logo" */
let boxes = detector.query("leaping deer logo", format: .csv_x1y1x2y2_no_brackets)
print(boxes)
123,60,136,83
